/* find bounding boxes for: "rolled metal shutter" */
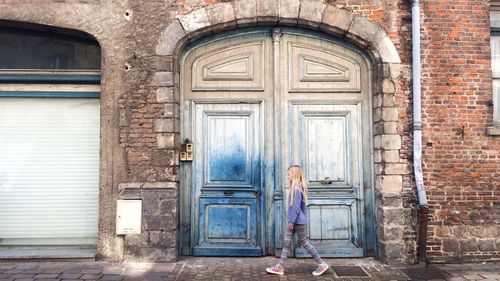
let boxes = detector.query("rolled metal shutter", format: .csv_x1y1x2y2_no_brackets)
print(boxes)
0,98,99,245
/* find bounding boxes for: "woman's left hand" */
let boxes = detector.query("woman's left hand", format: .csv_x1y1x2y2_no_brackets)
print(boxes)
287,224,294,231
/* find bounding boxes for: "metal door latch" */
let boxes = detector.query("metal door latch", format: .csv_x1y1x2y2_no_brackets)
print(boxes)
320,177,333,184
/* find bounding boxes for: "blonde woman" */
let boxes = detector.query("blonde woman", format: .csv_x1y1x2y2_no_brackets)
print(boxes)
266,165,329,276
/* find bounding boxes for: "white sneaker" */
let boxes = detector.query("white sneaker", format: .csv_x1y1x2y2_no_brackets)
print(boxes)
266,263,284,275
312,262,329,276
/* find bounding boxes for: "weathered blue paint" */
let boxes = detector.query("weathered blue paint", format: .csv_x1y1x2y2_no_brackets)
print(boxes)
0,91,100,98
189,103,264,256
194,196,260,256
207,205,248,239
192,247,262,256
0,74,100,84
272,27,283,256
290,103,366,257
180,27,376,258
209,134,246,182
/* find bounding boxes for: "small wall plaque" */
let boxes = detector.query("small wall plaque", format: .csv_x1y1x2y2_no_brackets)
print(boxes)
116,199,142,235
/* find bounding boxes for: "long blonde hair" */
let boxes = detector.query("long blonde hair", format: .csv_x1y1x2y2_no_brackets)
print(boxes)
288,165,308,206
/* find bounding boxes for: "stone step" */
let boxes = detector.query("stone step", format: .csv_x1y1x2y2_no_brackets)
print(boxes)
0,247,96,262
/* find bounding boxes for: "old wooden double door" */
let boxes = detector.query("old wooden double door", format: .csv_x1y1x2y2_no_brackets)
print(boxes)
180,28,374,257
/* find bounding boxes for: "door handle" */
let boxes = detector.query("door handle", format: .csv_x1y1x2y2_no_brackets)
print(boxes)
224,191,234,196
320,177,333,184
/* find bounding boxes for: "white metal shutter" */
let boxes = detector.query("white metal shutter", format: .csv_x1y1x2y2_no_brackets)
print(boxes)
0,98,99,245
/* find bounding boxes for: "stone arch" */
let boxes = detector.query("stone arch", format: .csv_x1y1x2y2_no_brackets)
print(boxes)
153,1,406,263
0,19,107,256
155,2,400,65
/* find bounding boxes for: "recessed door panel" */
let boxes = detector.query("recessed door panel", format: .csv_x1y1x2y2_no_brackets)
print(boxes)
290,103,361,189
305,115,347,183
195,196,259,256
206,205,250,240
192,103,262,256
205,114,252,186
192,42,266,91
288,42,361,92
302,199,362,256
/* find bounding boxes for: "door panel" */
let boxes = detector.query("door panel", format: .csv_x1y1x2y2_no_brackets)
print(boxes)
305,114,347,183
192,103,262,256
192,41,266,91
288,42,361,92
289,103,363,256
205,114,253,186
181,28,372,258
194,197,259,255
304,199,363,256
289,104,361,189
283,31,367,257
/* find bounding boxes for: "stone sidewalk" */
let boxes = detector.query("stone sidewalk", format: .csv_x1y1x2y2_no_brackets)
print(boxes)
0,257,499,281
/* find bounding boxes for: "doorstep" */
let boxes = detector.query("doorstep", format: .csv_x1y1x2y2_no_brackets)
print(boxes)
0,246,96,261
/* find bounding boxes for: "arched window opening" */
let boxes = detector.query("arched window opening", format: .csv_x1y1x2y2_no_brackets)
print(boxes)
0,26,100,70
0,23,101,251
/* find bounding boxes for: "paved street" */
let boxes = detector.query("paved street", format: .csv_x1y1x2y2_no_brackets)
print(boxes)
0,257,499,281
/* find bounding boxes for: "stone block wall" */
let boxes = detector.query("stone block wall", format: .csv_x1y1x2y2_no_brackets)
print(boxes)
117,185,178,262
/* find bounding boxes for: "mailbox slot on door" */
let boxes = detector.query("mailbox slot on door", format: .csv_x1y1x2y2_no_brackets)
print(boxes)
180,139,194,161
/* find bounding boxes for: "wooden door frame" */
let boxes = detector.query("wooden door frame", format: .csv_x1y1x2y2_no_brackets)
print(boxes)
155,3,406,263
179,28,274,256
178,27,378,257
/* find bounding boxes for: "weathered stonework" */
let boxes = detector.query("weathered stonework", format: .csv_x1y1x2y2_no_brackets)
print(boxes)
297,0,325,27
178,8,210,34
234,0,257,26
156,21,186,56
256,0,278,24
152,1,405,265
2,0,497,266
152,72,174,87
206,2,236,28
279,0,300,25
320,5,352,36
429,225,500,263
156,87,174,103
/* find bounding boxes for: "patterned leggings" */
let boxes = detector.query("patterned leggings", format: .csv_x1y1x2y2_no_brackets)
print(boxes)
279,224,323,266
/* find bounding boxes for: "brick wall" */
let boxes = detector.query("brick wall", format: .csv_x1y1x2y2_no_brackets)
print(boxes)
421,0,500,263
2,0,498,264
113,0,181,262
117,0,500,263
0,0,97,3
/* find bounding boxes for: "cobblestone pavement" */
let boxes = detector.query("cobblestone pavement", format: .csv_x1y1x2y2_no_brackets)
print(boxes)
0,257,499,281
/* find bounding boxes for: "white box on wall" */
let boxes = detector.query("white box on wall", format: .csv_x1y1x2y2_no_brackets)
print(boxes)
116,199,142,235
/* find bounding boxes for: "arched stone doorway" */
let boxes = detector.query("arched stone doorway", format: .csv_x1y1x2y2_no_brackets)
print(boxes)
154,2,403,261
179,26,373,257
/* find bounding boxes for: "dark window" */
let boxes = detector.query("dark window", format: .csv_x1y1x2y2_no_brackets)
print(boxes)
0,27,100,70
